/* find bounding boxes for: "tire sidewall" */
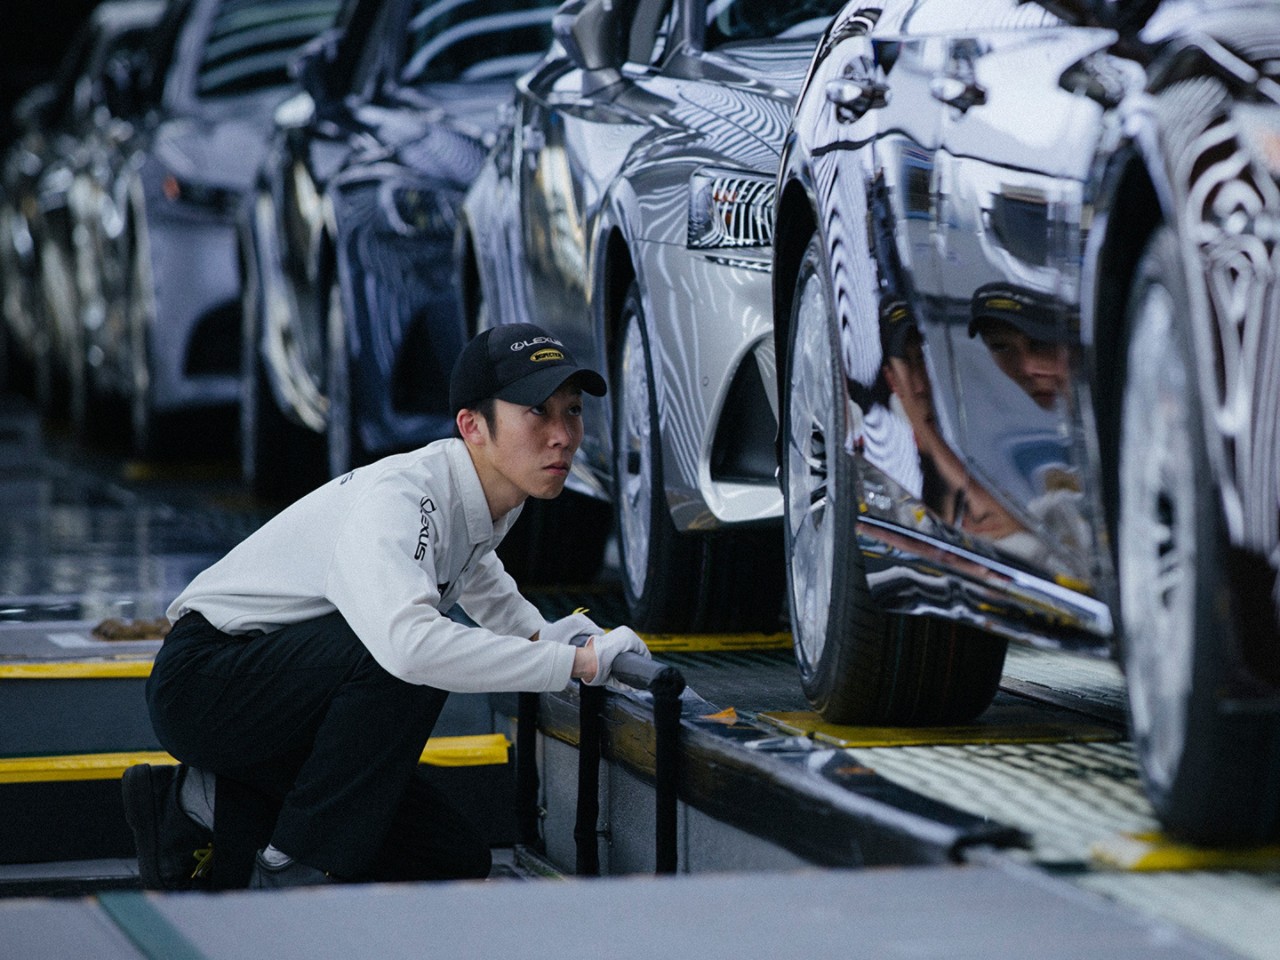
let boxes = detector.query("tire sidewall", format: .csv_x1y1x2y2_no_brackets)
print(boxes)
781,232,865,715
1117,226,1273,840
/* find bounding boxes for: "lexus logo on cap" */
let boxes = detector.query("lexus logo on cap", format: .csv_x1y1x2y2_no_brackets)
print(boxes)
508,336,563,352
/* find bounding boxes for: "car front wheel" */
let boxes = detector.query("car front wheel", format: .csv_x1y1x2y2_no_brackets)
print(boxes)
783,231,1005,724
613,282,782,632
1118,226,1280,844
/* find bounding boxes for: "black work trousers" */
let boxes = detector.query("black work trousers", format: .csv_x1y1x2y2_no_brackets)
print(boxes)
147,610,492,888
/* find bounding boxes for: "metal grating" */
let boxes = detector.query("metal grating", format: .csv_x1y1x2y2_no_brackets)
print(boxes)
847,740,1157,866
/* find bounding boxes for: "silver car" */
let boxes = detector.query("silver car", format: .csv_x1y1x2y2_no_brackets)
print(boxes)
98,0,339,453
459,0,845,628
773,0,1280,844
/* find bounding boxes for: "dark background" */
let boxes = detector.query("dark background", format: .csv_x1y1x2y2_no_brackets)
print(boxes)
1,0,101,148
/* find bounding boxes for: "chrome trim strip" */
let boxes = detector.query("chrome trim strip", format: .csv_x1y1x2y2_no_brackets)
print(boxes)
856,515,1115,646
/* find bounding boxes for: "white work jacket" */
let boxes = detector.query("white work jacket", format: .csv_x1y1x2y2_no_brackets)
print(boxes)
167,439,575,693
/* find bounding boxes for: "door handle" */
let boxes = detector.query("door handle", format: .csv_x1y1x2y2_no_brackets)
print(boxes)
929,75,986,112
825,77,890,121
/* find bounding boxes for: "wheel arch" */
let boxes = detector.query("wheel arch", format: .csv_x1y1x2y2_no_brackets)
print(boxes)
1086,148,1164,556
599,225,637,371
454,216,484,339
771,174,818,460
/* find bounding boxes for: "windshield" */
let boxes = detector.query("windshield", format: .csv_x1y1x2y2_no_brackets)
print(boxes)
704,0,848,49
401,0,558,86
197,0,342,97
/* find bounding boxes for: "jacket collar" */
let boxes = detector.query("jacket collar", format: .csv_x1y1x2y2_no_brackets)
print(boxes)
445,438,521,546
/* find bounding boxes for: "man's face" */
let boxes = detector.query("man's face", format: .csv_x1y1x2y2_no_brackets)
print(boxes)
472,383,585,505
975,319,1069,411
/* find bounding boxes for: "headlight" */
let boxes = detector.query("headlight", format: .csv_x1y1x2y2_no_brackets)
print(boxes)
161,172,239,214
688,168,775,249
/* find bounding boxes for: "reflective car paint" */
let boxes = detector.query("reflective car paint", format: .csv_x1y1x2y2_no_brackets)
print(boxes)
773,0,1280,841
0,0,164,417
242,0,560,490
460,0,847,574
94,0,341,449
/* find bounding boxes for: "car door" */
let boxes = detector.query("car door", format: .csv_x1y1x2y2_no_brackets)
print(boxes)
929,2,1113,584
816,8,965,533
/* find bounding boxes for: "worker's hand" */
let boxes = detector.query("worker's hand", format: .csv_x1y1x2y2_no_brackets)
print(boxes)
538,611,603,646
583,626,650,687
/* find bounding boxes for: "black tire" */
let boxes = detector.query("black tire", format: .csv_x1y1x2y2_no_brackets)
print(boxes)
1117,227,1280,844
123,224,180,458
496,489,612,587
612,282,783,632
243,345,323,500
782,231,1005,724
239,243,323,500
325,273,366,480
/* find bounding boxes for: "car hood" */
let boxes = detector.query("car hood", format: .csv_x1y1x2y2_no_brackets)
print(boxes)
704,38,827,100
152,89,290,191
422,80,518,127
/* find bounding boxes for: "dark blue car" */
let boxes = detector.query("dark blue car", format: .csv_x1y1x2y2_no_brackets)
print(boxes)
240,0,560,498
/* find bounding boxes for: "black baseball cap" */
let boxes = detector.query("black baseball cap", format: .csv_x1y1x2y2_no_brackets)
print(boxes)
450,323,607,414
968,283,1066,343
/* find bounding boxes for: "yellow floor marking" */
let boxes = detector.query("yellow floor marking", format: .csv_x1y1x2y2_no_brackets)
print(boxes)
760,707,1121,748
418,733,510,767
0,735,511,783
0,751,176,783
1091,832,1280,872
638,632,792,653
0,632,792,674
0,660,154,679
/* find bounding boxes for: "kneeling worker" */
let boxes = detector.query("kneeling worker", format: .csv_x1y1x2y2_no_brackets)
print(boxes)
123,322,649,889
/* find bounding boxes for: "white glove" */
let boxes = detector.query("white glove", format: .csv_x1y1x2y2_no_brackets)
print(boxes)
584,626,651,687
539,612,603,646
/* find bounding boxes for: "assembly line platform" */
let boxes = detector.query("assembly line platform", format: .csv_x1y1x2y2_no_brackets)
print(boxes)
1,862,1233,960
0,394,1277,959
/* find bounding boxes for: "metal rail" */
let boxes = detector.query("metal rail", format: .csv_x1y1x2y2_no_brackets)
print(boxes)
516,651,686,875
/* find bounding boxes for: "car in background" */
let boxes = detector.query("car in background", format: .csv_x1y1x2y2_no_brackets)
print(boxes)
458,0,846,621
772,0,1280,845
240,0,560,499
90,0,340,453
0,0,164,414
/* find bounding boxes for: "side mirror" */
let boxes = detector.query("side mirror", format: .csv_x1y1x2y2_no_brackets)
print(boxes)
290,28,343,103
552,0,625,73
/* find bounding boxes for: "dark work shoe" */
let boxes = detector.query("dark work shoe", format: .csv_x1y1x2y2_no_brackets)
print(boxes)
121,764,214,890
249,849,336,889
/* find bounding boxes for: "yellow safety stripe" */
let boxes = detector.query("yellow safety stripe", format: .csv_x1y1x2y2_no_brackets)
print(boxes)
1091,831,1280,872
637,632,791,653
0,734,511,783
0,630,793,674
0,751,175,783
0,660,154,679
418,733,511,767
760,710,1121,748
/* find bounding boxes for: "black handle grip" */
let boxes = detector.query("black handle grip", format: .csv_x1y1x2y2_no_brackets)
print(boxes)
612,651,686,699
